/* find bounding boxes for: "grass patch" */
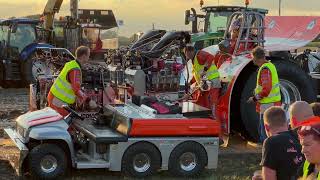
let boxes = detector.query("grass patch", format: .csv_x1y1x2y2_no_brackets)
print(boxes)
306,41,320,47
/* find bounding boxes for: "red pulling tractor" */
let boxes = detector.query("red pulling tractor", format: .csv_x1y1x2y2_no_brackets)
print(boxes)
4,5,320,179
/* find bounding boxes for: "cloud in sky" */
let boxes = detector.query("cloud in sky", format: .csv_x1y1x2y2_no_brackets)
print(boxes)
0,0,320,36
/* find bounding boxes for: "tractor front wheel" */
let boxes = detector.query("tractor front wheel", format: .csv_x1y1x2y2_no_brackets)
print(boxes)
28,143,67,179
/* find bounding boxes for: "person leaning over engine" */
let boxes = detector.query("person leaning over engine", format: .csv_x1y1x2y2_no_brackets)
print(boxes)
183,44,221,119
47,46,90,116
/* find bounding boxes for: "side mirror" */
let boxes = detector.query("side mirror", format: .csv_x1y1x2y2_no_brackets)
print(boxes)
11,24,17,33
185,10,191,25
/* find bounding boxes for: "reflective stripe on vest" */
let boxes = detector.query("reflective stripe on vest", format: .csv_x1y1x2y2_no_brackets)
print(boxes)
193,53,219,85
50,60,81,104
254,62,281,104
303,161,320,180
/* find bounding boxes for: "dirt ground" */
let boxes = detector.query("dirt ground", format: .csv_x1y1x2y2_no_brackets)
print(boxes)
0,88,262,180
0,146,261,180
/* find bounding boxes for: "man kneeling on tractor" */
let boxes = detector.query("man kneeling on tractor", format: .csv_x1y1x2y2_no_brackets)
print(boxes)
215,17,256,68
47,46,90,116
184,44,221,119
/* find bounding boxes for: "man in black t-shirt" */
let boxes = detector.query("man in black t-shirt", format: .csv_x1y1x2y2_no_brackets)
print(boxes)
260,106,305,180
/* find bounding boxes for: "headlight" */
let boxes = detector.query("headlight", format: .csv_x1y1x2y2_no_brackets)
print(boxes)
16,125,25,138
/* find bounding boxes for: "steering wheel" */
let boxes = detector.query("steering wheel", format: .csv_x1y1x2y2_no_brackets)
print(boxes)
62,105,84,120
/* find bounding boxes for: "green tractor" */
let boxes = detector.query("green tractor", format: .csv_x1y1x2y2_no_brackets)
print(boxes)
185,6,268,50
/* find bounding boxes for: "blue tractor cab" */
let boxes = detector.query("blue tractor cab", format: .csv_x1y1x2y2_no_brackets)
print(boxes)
0,18,53,88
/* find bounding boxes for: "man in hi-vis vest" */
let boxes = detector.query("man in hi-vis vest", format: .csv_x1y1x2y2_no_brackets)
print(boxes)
48,46,90,116
184,44,221,119
248,46,281,143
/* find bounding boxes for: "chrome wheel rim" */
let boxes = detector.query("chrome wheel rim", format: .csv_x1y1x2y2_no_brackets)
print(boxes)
179,152,197,171
280,79,301,121
40,155,58,173
133,153,151,173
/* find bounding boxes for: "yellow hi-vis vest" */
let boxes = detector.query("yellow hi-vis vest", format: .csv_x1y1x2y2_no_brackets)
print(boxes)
50,60,81,104
254,62,281,104
303,161,320,180
192,54,219,85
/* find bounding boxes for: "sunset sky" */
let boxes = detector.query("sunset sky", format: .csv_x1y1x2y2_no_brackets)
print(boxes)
0,0,320,36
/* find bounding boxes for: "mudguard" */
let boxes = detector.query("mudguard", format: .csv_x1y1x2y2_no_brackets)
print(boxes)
218,55,252,134
20,43,53,61
202,45,253,134
28,121,75,167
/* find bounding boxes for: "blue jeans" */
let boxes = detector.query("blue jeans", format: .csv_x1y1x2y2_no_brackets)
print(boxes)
258,114,267,143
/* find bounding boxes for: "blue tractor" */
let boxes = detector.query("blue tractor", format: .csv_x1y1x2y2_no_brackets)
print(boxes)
0,18,53,88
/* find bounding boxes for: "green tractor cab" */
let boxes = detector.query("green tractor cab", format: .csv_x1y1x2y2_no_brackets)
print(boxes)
185,6,268,50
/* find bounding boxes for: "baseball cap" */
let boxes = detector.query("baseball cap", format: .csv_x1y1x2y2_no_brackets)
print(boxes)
297,116,320,127
297,122,320,138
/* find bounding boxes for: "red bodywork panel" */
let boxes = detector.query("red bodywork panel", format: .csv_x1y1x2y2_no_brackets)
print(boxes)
129,118,220,137
265,16,320,51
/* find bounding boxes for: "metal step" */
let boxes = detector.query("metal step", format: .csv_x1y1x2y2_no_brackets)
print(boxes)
76,152,110,169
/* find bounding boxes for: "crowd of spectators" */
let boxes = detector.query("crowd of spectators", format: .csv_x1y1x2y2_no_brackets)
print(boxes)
252,101,320,180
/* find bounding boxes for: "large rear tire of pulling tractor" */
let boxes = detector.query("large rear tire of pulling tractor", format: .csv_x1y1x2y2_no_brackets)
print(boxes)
240,60,317,141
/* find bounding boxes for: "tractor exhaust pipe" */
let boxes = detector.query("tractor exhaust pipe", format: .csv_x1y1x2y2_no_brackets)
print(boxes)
191,8,198,33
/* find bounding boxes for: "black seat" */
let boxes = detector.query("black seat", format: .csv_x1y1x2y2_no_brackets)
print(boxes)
74,119,128,143
181,102,212,118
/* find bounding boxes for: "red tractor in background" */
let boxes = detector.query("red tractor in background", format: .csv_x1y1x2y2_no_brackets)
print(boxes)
42,0,119,61
192,5,320,141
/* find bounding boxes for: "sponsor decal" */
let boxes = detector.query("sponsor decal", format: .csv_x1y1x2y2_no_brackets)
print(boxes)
268,20,276,29
307,20,316,30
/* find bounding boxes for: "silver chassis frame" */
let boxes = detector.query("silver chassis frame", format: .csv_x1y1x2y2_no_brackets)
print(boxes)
4,128,219,175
